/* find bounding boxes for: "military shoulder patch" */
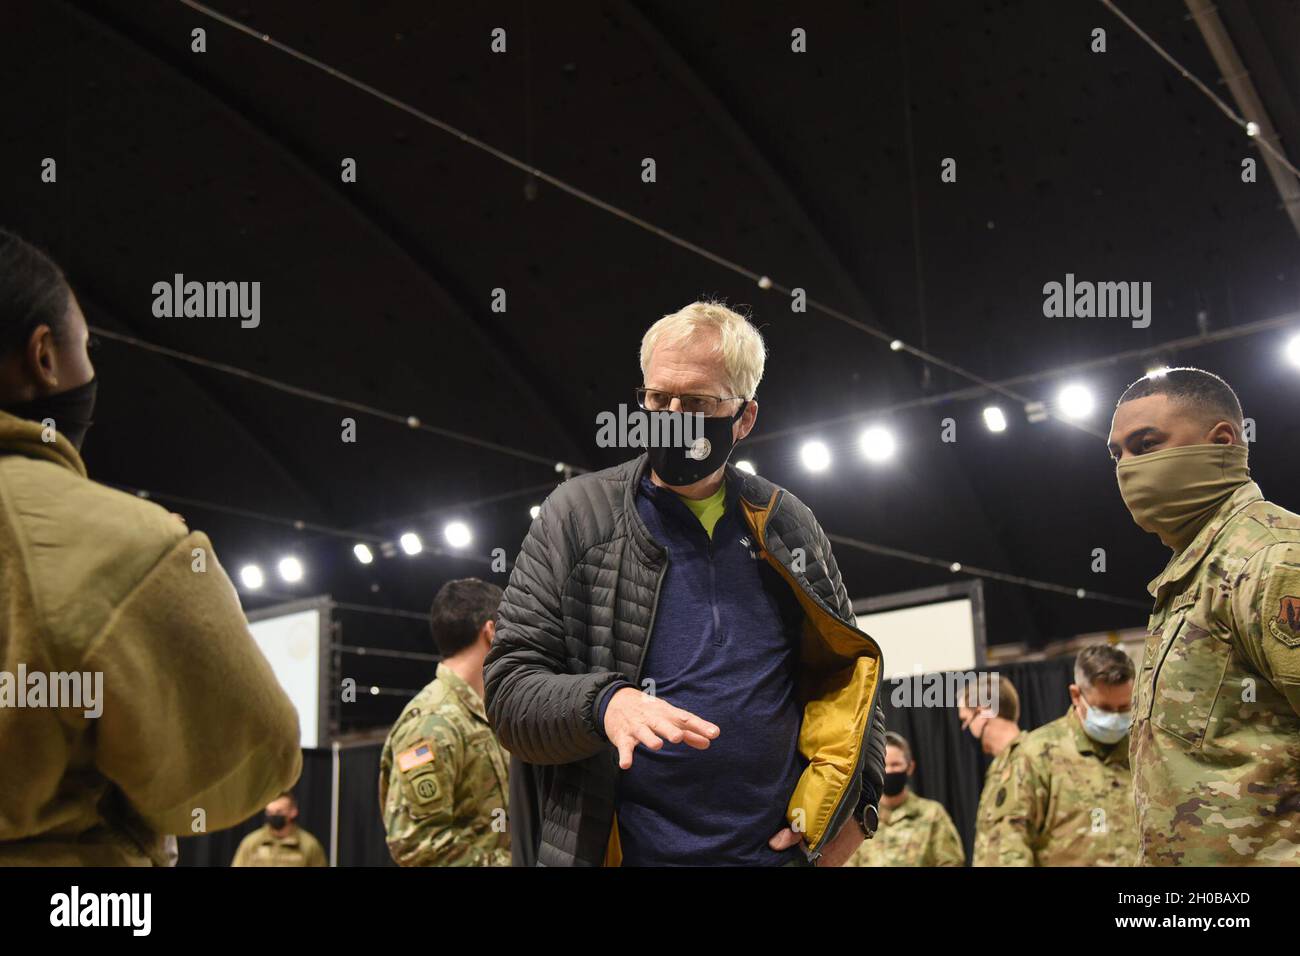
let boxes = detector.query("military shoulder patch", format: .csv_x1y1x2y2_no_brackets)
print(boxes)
397,740,436,773
1272,596,1300,648
411,775,439,804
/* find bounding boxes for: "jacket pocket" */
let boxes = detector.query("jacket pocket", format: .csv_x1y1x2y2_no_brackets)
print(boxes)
1148,606,1230,748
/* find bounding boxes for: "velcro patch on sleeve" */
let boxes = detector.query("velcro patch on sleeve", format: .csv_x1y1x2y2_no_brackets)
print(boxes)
397,741,436,773
1271,596,1300,648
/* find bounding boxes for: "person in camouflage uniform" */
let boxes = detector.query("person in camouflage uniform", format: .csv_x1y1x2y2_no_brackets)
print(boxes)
843,732,964,867
232,791,327,867
975,645,1139,866
380,578,510,866
1110,368,1300,866
957,674,1023,866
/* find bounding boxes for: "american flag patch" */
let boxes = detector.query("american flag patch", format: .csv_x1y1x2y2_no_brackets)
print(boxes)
397,741,436,772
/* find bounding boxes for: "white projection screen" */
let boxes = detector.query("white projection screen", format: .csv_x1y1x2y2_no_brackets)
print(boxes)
246,598,332,749
853,581,986,680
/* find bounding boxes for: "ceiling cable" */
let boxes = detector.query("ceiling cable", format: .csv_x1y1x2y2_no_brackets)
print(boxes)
1100,0,1300,179
747,308,1299,446
90,326,584,473
827,533,1150,609
114,482,517,573
114,480,1140,609
172,0,1102,442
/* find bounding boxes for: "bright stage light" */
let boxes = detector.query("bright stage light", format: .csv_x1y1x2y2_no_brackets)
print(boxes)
735,460,756,475
982,406,1007,433
239,564,264,590
1285,333,1300,368
399,532,423,556
444,521,472,548
1058,383,1095,419
529,505,541,520
277,556,304,583
353,543,374,565
859,426,897,463
800,441,831,472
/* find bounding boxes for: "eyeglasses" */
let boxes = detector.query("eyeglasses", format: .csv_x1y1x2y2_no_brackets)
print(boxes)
635,387,745,417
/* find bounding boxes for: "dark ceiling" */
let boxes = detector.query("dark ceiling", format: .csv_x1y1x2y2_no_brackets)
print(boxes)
4,0,1299,726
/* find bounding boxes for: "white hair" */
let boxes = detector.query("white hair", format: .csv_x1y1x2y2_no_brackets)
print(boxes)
639,300,767,399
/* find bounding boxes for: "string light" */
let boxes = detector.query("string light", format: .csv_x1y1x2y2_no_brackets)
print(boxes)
98,2,1300,609
747,310,1299,448
800,441,832,473
859,426,897,463
239,564,265,589
1285,333,1300,369
982,407,1007,433
277,556,304,583
1057,383,1096,420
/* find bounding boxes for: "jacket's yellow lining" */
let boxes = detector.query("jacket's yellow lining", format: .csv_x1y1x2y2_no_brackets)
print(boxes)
760,548,879,849
605,811,622,866
743,489,881,851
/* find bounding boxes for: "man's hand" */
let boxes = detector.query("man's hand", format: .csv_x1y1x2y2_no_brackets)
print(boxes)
603,687,719,769
768,818,865,867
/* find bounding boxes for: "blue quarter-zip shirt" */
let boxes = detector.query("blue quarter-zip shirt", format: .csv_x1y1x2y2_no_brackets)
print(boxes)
606,474,807,865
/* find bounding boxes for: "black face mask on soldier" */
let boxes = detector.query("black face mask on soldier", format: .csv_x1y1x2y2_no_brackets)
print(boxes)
882,771,909,798
645,401,748,487
266,813,288,830
1,376,97,451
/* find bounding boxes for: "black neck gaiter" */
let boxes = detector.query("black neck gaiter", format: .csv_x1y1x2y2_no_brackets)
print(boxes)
2,377,97,450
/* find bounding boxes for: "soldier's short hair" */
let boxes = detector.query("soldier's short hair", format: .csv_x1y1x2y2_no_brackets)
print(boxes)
1074,643,1135,691
959,673,1020,723
430,577,505,658
884,731,913,765
1116,367,1244,432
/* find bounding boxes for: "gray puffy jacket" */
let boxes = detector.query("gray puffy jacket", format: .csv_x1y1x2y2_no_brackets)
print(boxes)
485,455,886,866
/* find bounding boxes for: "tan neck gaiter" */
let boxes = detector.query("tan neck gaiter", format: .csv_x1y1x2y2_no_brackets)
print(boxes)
1115,443,1250,552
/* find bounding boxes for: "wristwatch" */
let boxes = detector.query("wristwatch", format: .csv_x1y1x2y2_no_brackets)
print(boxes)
855,784,880,839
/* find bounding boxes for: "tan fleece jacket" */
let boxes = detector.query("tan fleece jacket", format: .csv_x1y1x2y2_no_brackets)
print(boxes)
0,412,302,865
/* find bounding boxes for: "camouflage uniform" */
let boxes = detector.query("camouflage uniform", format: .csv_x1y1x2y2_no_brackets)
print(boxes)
841,789,964,867
231,825,327,867
379,663,510,866
976,708,1138,866
971,734,1021,866
1132,481,1300,866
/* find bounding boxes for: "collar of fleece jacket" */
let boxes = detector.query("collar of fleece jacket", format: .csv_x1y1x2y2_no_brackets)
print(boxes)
0,411,87,478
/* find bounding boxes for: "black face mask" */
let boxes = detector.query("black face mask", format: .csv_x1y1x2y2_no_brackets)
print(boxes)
2,377,97,451
644,401,748,487
883,771,909,798
266,813,288,830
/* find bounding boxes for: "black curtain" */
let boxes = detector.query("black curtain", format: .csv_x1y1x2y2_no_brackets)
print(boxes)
879,657,1075,863
334,744,396,866
178,744,394,867
508,754,544,867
